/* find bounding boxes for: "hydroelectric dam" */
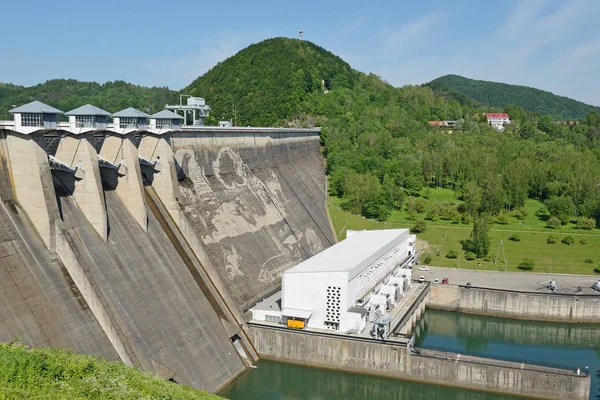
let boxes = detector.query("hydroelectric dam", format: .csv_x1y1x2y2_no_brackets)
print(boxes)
0,101,592,399
0,100,335,392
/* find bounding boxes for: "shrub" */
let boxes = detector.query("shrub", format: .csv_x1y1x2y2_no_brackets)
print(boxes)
407,210,417,220
426,207,440,221
561,235,575,245
579,238,588,245
483,254,493,262
508,234,521,242
546,217,561,229
446,250,458,259
546,235,558,244
423,255,432,264
464,252,476,261
495,212,509,225
576,217,596,230
518,258,535,271
594,268,600,274
452,212,462,224
584,259,594,264
411,219,427,233
414,198,427,213
512,207,529,220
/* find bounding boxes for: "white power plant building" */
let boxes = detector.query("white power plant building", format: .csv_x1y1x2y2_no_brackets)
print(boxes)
251,229,415,333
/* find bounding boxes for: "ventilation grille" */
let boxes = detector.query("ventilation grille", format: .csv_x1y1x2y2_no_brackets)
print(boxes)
325,286,341,326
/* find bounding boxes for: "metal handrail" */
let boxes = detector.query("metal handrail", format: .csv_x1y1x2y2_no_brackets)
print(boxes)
416,344,587,375
392,282,430,333
458,284,600,297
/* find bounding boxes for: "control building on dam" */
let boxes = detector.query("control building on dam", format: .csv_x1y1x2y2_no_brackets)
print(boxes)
0,99,336,392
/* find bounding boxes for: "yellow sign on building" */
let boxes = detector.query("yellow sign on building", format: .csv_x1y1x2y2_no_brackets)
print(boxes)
287,319,305,329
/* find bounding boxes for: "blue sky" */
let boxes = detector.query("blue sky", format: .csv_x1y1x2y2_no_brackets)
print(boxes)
2,0,599,105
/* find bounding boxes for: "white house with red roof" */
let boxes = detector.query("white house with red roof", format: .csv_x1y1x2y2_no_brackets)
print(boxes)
485,113,510,131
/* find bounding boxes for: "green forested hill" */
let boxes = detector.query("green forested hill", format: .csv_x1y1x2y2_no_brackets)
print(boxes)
185,37,361,126
0,79,176,119
185,37,600,229
427,74,600,120
186,37,465,127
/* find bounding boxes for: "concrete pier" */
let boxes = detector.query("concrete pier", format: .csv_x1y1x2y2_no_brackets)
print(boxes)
99,134,147,231
54,134,107,240
5,133,61,250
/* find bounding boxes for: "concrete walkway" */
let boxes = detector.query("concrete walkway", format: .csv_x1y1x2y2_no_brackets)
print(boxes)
420,266,600,295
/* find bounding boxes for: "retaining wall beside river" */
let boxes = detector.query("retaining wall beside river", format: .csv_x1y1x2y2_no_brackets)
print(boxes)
249,324,590,400
428,285,600,323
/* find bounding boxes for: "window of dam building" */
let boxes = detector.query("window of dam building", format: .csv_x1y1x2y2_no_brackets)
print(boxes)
219,359,528,400
221,310,600,400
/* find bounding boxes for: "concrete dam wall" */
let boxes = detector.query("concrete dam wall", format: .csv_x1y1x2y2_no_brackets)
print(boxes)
172,130,336,311
0,126,333,393
0,134,117,359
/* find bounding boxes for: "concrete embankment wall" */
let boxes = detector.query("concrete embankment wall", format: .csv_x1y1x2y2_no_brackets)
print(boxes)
428,285,600,323
249,325,590,400
171,129,336,312
0,133,118,359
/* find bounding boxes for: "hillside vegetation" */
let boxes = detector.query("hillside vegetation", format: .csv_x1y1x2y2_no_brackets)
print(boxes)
2,37,600,270
427,74,600,120
0,80,176,119
0,342,221,399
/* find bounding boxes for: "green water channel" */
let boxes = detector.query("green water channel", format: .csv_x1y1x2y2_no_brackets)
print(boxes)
221,308,600,399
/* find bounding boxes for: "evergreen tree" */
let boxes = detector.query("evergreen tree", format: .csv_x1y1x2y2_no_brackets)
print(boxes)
469,213,491,258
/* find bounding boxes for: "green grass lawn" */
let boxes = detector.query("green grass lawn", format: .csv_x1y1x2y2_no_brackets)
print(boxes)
0,342,223,400
331,187,598,235
329,195,600,276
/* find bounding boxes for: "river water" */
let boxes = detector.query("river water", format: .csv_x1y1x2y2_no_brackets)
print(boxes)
220,311,600,399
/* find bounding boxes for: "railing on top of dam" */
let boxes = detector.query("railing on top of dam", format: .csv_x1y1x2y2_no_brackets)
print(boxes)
416,344,588,376
457,284,600,297
248,321,409,347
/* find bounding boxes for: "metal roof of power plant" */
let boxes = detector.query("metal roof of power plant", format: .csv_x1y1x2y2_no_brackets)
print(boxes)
151,110,184,120
9,100,64,114
285,229,409,280
112,107,150,118
65,104,111,117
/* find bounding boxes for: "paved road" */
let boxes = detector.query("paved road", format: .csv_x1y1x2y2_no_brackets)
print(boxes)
415,266,600,295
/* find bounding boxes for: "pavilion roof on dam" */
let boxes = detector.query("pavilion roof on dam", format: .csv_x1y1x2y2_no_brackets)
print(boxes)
9,100,64,114
66,104,111,116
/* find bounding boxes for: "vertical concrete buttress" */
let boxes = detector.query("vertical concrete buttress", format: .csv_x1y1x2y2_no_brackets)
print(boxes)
99,134,147,231
54,134,108,240
137,135,181,223
6,134,60,250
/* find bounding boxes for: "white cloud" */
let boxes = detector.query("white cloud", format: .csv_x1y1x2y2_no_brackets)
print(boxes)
382,12,445,55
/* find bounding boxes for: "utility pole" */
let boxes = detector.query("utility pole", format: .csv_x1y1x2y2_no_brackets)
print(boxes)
458,252,460,269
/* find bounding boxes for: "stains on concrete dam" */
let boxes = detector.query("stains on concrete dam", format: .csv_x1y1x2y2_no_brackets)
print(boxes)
173,133,335,310
0,127,334,393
